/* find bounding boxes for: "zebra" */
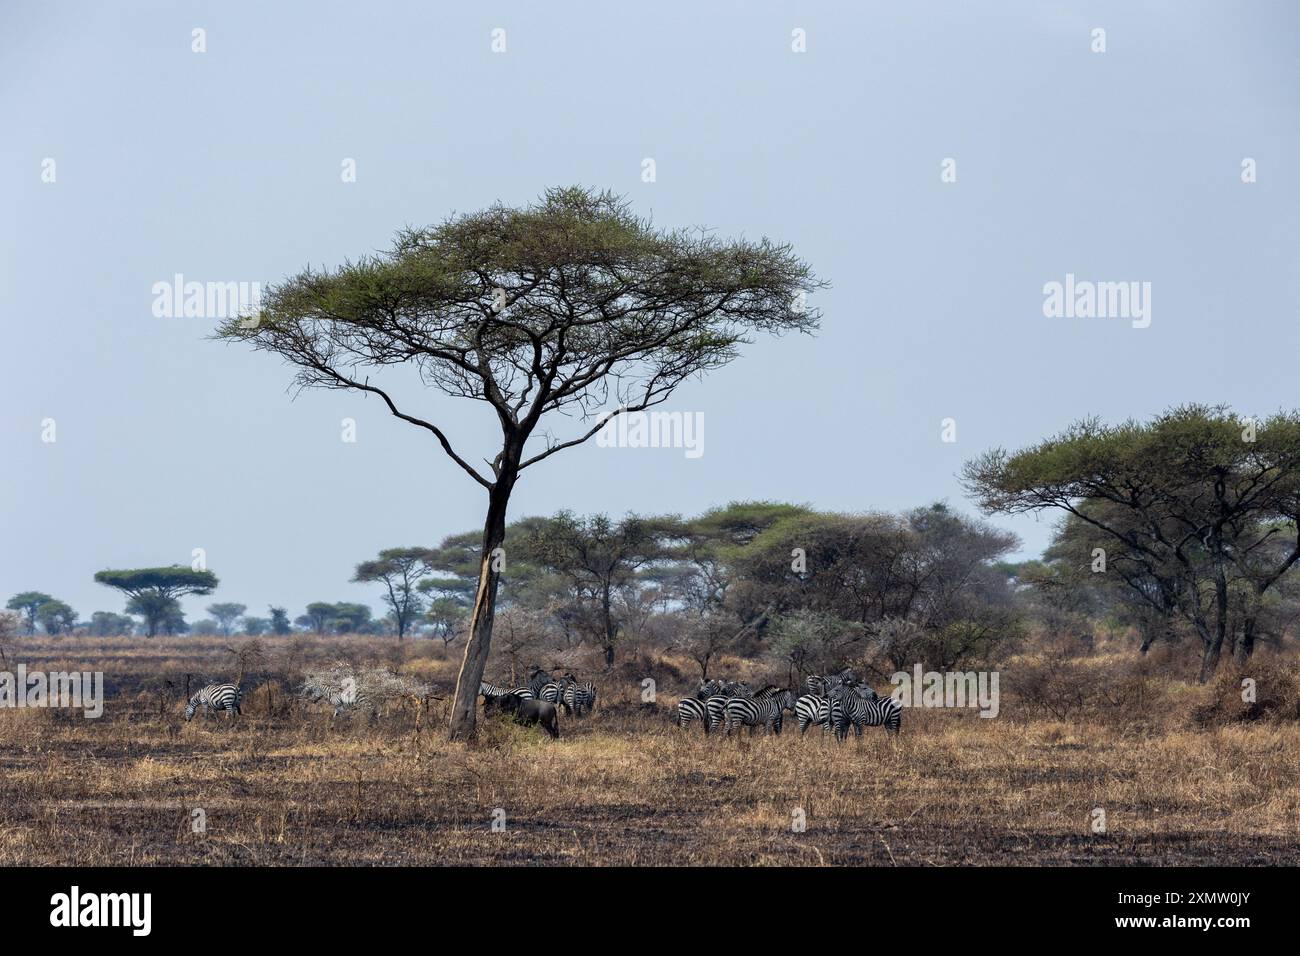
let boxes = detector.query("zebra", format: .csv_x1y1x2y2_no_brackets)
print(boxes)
828,685,902,740
806,672,859,697
704,695,729,732
677,697,710,733
480,681,533,701
794,693,833,735
185,683,242,721
560,676,597,716
303,684,372,718
526,667,555,696
724,689,797,736
696,678,724,699
723,680,754,698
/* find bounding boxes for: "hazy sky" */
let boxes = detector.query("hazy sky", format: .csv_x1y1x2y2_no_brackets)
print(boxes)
4,1,1299,625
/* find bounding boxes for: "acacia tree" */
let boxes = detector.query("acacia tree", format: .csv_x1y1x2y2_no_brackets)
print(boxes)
207,602,247,636
963,405,1300,680
520,511,682,669
6,592,53,635
218,187,821,737
94,567,218,637
352,547,434,639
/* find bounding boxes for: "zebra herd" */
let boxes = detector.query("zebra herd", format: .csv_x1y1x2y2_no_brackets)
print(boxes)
676,672,902,739
479,666,598,718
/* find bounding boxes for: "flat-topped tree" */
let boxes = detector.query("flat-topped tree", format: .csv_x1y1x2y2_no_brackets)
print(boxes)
217,186,823,738
963,405,1300,679
6,592,54,635
93,567,219,637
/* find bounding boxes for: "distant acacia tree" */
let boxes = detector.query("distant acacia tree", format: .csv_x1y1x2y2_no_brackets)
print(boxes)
93,567,218,637
35,600,77,635
207,602,247,636
242,616,269,636
521,512,682,669
328,603,372,634
424,596,467,645
218,187,822,737
268,606,292,635
6,592,53,635
87,611,136,637
303,602,335,634
353,547,435,639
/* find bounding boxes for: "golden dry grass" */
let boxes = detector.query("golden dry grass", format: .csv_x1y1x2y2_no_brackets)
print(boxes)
0,635,1296,865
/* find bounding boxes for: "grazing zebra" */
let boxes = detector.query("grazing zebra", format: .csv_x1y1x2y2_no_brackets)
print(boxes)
185,683,242,721
794,693,833,735
677,697,710,733
828,685,902,740
303,684,368,718
724,689,797,736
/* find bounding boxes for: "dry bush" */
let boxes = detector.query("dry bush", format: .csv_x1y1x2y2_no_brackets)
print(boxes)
1192,657,1300,728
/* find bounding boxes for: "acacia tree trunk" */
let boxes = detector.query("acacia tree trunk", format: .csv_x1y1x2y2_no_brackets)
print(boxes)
447,465,518,740
602,584,616,670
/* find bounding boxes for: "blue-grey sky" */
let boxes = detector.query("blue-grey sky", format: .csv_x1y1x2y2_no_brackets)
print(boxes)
4,0,1299,625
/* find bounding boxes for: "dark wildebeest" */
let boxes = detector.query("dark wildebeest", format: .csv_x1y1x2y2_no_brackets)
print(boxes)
486,692,560,739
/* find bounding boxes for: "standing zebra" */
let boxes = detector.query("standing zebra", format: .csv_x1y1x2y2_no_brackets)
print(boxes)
560,676,597,717
480,681,534,701
724,688,797,736
828,685,902,739
185,683,242,721
677,697,711,733
794,693,833,735
806,672,860,697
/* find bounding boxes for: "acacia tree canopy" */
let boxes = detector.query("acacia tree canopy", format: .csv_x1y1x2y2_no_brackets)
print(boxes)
93,567,219,637
217,186,822,738
963,404,1300,679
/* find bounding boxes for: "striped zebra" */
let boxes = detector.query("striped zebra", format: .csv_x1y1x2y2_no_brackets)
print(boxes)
303,684,372,718
676,697,710,733
723,680,754,698
794,693,832,735
704,695,728,732
828,685,902,740
526,668,555,696
806,672,859,697
560,677,597,717
697,678,724,699
185,683,242,721
724,689,797,736
480,681,534,701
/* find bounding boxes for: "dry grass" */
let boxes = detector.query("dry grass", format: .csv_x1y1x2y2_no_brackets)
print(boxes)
0,635,1297,866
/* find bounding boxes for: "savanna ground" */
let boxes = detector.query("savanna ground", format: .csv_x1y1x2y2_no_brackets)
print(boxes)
1,634,1297,866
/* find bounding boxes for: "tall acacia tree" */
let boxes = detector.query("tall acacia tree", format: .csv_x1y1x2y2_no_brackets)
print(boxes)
217,187,822,737
93,567,219,637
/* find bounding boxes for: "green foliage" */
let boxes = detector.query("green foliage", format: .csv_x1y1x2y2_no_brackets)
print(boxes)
6,591,55,634
34,599,77,635
94,566,216,637
268,606,291,635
